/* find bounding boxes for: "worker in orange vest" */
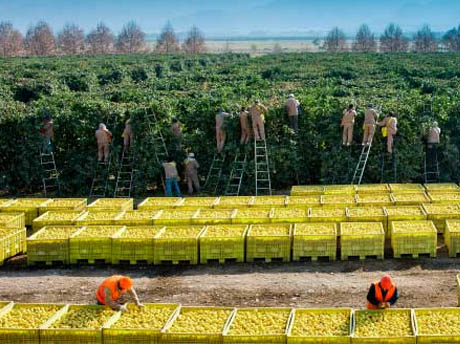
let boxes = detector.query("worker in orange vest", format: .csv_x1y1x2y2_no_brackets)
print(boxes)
96,275,144,311
366,275,399,309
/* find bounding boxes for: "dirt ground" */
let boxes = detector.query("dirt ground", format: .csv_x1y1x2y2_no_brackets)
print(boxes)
1,256,459,309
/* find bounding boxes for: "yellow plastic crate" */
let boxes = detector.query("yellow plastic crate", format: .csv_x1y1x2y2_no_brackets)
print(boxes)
192,209,235,225
250,196,287,208
355,194,394,207
0,228,20,265
270,208,308,224
39,198,87,215
287,308,352,344
286,196,321,208
76,211,124,226
391,221,437,258
137,197,183,210
391,193,431,206
1,198,51,226
111,226,164,265
347,207,388,233
389,183,425,194
231,208,271,225
246,224,291,263
152,209,198,226
424,183,460,193
113,211,159,226
103,303,179,344
40,304,118,344
415,308,460,343
422,204,460,233
223,307,293,344
32,211,84,232
290,185,325,196
214,196,252,209
292,223,337,261
87,198,133,211
427,192,460,204
457,275,460,307
384,206,427,238
161,306,234,344
352,309,416,344
199,225,248,264
27,226,80,266
0,213,25,229
0,302,64,344
324,185,355,195
0,199,14,208
177,197,219,210
340,222,385,260
308,207,347,225
69,226,124,264
444,221,460,258
153,226,205,265
355,184,390,194
321,195,356,207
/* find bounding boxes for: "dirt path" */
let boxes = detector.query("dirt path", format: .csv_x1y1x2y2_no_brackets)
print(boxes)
1,258,459,309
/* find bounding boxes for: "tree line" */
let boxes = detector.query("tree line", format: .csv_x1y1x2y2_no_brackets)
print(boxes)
0,21,206,57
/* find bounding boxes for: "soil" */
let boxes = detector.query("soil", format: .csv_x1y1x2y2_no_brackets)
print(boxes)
1,256,459,309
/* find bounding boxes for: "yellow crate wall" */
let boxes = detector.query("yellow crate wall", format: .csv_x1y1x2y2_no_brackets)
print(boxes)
391,221,437,258
214,196,253,209
0,229,18,265
2,198,51,226
246,224,292,263
152,209,198,226
424,183,460,193
427,192,460,204
292,223,337,261
286,308,352,344
231,208,271,225
340,223,385,260
414,307,460,343
270,208,309,224
191,209,235,225
38,198,87,215
0,213,25,229
384,206,427,239
32,211,84,232
391,193,431,206
199,225,248,264
422,204,460,233
87,198,133,211
286,196,321,208
444,220,460,258
457,275,460,307
290,185,325,196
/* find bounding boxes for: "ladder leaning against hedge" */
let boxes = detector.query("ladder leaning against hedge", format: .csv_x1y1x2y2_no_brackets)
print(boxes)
114,148,135,197
224,151,247,196
39,150,60,196
351,139,373,185
255,138,272,196
89,156,113,198
204,153,225,194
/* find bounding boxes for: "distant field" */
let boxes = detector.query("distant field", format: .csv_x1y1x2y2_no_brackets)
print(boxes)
205,39,329,53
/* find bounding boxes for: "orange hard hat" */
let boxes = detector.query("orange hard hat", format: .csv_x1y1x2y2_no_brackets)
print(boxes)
118,276,133,290
380,275,394,290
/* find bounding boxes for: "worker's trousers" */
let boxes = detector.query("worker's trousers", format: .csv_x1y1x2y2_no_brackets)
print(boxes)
41,136,53,154
240,126,250,145
362,124,376,145
123,134,133,150
216,128,226,153
252,115,265,141
165,178,182,197
186,173,200,195
98,144,110,162
342,124,353,145
386,133,395,153
289,116,298,132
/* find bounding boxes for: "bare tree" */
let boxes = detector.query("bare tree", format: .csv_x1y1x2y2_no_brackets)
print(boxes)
325,27,347,52
24,21,56,56
380,23,408,52
443,25,460,52
272,42,282,54
182,26,206,53
413,25,438,52
116,21,146,53
353,24,376,52
86,22,114,54
155,22,180,53
0,21,23,57
57,23,85,55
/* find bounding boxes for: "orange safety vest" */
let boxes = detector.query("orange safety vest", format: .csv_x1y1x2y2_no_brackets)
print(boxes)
96,275,128,305
367,282,396,310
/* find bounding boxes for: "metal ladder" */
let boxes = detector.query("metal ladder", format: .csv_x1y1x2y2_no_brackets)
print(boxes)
255,138,272,196
146,113,169,191
40,150,60,196
380,152,397,183
351,139,373,185
114,148,135,197
89,156,113,198
203,153,226,194
224,152,247,196
424,144,440,183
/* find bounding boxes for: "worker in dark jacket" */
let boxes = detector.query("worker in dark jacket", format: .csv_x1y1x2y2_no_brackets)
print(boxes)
366,275,399,309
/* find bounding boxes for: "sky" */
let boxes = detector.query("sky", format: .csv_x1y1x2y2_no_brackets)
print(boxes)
1,0,459,36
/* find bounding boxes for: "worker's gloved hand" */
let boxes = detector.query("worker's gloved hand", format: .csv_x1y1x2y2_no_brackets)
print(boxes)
378,303,386,309
136,303,145,309
119,304,128,312
383,302,390,309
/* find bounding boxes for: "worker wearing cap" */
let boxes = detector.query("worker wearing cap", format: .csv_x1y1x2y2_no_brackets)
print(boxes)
39,113,54,154
362,104,379,146
239,106,251,145
96,275,144,311
250,99,267,141
285,94,300,132
216,108,231,153
367,275,399,309
122,119,133,151
341,104,356,146
183,152,200,196
378,112,398,154
95,123,112,162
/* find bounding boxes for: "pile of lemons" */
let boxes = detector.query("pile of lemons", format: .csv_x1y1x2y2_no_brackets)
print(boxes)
168,308,232,334
120,227,162,238
250,225,290,236
50,307,115,329
354,311,413,337
158,226,203,239
76,226,121,238
291,310,350,337
113,304,175,329
341,223,382,236
0,305,61,328
227,309,290,336
295,223,336,236
203,225,247,238
348,207,384,217
35,226,79,240
417,310,460,335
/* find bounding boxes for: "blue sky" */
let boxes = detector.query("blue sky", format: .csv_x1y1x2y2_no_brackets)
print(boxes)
1,0,459,36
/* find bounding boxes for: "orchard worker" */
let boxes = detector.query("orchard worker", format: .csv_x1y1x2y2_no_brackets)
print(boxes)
95,123,113,163
170,117,183,151
378,112,398,154
239,106,251,145
215,108,231,153
341,104,356,146
39,112,54,154
183,152,200,196
122,119,133,151
250,99,268,141
362,104,379,146
425,121,441,165
285,94,300,132
367,275,399,309
96,275,144,312
162,157,182,197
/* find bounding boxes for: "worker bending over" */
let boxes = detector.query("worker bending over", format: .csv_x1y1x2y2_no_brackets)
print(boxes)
239,107,251,145
362,104,379,146
122,119,133,151
250,99,267,141
216,109,231,153
95,123,112,163
96,275,144,311
378,112,398,154
184,153,200,196
285,94,300,132
367,275,399,309
341,104,356,146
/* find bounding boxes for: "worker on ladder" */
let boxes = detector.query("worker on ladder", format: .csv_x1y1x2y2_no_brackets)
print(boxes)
341,104,356,146
285,94,300,132
122,119,133,152
39,112,54,154
170,117,183,152
425,121,441,167
162,157,182,197
239,106,251,145
95,123,112,163
216,108,231,153
378,112,398,154
183,152,200,196
250,99,267,141
362,104,379,146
